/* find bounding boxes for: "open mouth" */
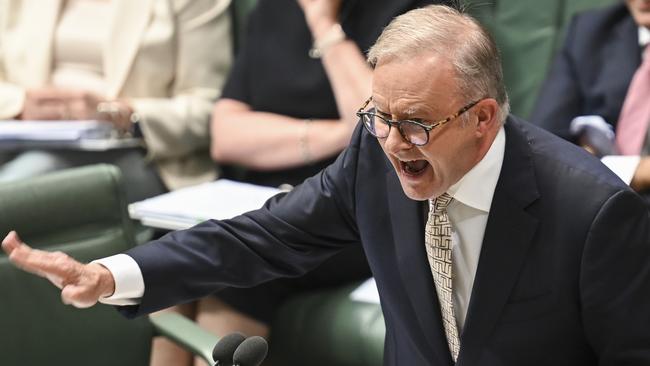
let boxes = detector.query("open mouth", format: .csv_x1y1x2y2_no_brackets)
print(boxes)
400,159,430,176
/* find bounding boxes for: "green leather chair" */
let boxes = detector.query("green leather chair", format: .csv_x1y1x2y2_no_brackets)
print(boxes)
467,0,618,118
0,164,219,366
231,0,258,50
269,281,385,366
231,0,616,119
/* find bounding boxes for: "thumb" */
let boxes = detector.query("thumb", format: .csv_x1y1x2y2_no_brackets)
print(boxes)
61,284,98,309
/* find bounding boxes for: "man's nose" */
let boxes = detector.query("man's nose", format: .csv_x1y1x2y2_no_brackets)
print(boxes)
384,125,412,154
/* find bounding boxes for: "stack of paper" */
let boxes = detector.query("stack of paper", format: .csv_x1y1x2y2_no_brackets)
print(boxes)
129,179,283,230
349,278,380,304
0,120,115,141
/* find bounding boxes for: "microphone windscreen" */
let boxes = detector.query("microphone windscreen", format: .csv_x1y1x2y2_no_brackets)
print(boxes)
232,336,268,366
213,332,247,366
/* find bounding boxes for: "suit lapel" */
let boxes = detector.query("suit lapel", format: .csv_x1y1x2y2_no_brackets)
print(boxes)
457,119,540,366
104,0,153,98
386,170,453,366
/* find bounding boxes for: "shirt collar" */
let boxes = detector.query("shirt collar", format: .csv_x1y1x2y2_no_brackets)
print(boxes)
446,126,505,212
640,27,650,47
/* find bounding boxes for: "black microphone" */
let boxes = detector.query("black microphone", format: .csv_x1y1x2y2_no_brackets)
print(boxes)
232,336,268,366
212,332,247,366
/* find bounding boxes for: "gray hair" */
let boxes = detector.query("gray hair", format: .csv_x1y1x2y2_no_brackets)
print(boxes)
367,5,510,123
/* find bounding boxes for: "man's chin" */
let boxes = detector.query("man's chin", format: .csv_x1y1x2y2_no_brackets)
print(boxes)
399,181,437,201
395,168,440,201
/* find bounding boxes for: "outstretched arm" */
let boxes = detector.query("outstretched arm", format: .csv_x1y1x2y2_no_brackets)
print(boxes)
1,231,115,308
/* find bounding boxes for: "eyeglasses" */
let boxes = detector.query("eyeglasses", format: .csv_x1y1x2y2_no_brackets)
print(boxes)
356,96,482,146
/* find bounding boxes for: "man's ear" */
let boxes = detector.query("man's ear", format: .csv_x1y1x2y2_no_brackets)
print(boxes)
474,99,499,137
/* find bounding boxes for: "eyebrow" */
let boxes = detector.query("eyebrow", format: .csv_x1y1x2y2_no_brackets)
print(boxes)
374,104,429,121
374,106,390,117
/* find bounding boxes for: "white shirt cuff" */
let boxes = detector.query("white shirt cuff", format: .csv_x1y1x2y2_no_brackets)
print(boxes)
92,254,144,306
601,155,641,185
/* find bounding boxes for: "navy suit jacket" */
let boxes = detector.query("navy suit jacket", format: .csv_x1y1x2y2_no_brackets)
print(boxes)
531,3,642,141
122,117,650,365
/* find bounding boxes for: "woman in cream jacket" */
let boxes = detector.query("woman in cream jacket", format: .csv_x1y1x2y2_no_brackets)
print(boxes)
0,0,233,200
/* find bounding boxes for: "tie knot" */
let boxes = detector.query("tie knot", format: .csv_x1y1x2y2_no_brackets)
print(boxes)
430,193,453,213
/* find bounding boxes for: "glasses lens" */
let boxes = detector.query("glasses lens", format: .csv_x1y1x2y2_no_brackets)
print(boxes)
401,121,428,146
361,112,390,138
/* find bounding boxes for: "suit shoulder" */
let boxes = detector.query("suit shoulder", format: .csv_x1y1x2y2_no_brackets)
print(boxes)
568,3,631,41
508,116,628,194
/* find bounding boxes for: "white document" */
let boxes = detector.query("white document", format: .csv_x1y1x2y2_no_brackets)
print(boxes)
129,179,283,230
349,277,380,304
0,120,115,141
601,155,641,185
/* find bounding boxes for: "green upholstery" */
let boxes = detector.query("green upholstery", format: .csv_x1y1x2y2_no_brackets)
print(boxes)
150,312,220,363
231,0,617,118
467,0,617,118
231,0,258,50
269,282,385,366
0,163,136,251
0,165,219,366
0,165,152,366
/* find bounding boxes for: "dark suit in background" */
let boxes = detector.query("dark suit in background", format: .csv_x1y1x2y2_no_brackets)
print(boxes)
120,118,650,366
531,3,642,141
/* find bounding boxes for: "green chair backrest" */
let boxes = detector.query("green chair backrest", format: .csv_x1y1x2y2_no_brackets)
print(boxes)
231,0,258,51
269,281,385,366
0,165,153,366
466,0,618,118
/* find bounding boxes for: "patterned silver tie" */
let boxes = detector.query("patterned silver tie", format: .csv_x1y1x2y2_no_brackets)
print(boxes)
425,193,460,361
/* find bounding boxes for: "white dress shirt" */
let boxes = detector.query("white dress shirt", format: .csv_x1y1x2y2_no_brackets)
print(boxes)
445,126,505,329
97,127,507,315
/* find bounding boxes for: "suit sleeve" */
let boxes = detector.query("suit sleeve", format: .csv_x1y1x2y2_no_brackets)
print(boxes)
132,0,233,161
119,124,366,317
580,189,650,365
530,15,584,142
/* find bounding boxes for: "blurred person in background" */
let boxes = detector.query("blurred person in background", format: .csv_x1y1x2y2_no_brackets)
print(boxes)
0,0,233,202
532,0,650,201
211,0,450,188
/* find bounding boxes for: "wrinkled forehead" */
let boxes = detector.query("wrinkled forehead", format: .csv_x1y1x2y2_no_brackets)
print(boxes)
371,54,462,115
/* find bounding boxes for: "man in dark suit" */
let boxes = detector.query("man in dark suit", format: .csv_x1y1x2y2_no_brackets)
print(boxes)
532,0,650,194
4,5,650,366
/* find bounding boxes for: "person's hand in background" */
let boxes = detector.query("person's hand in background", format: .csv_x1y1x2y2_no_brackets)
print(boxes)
296,0,343,40
631,157,650,192
19,88,134,132
20,88,102,120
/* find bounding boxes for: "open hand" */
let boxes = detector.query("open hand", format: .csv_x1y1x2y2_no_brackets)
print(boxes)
2,231,115,308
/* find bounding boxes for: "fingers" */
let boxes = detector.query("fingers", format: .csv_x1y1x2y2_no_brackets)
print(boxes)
2,230,21,254
60,264,115,308
3,232,82,281
3,231,110,309
2,232,51,280
23,88,101,120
